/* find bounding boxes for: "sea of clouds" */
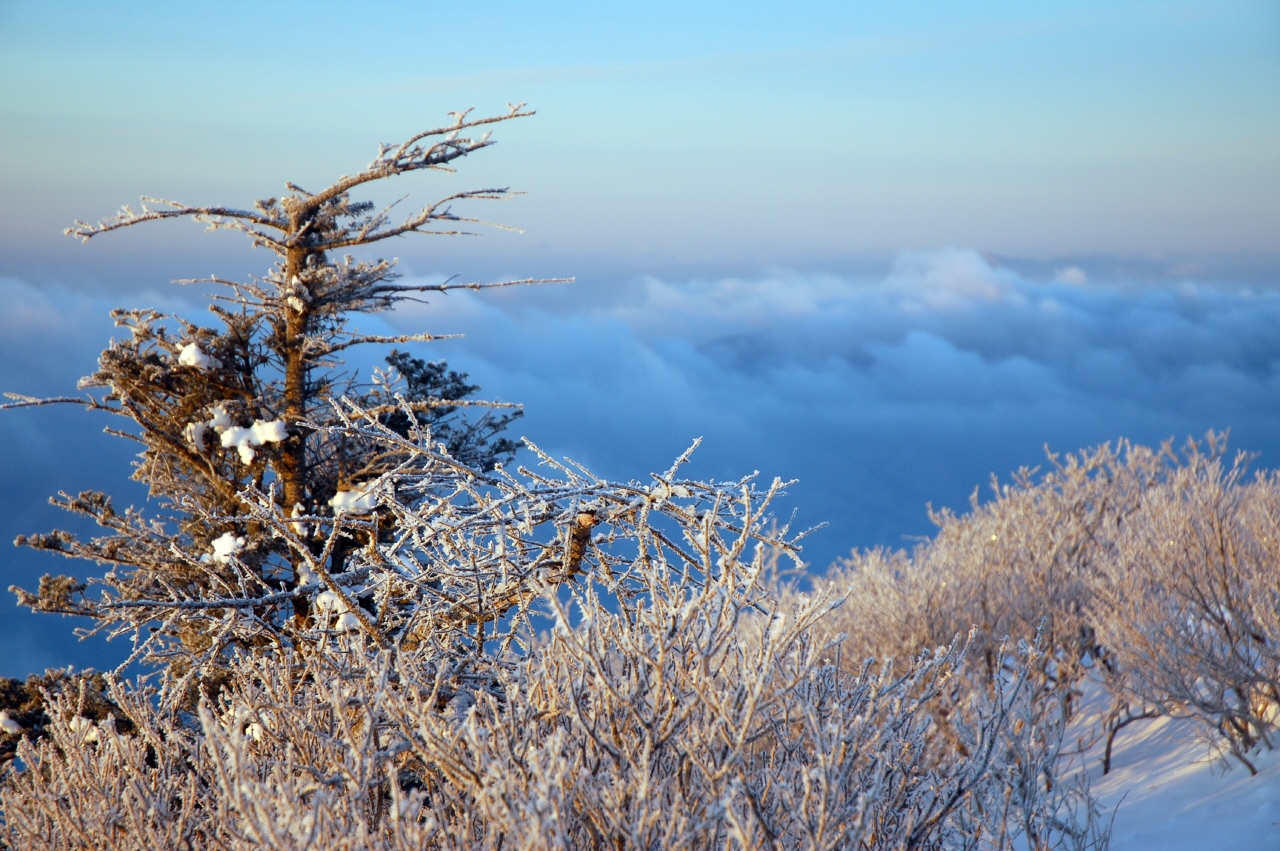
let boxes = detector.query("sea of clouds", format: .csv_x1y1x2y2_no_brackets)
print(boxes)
2,248,1279,675
386,248,1280,549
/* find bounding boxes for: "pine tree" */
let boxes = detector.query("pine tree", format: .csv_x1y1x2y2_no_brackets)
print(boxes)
4,105,556,668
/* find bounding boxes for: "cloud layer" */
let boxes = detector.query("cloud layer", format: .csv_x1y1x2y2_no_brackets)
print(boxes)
3,251,1280,676
388,248,1280,555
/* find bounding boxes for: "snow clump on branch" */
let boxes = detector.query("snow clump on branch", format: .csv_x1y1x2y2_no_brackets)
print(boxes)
217,419,287,463
176,341,220,370
183,421,209,451
329,486,379,514
314,589,361,632
208,405,232,431
185,405,289,462
204,532,246,565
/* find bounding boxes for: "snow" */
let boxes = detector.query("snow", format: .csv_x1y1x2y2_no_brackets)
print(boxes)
251,420,288,443
183,421,209,451
290,504,310,538
68,716,98,744
648,482,692,506
207,532,246,564
284,276,310,312
208,405,233,432
218,425,259,461
330,487,379,513
1070,681,1280,849
196,406,289,461
314,590,345,613
218,418,288,463
314,589,361,632
177,341,220,370
0,710,21,735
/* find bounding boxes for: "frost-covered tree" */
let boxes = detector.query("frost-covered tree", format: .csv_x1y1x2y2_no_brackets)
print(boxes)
380,348,521,471
3,105,555,671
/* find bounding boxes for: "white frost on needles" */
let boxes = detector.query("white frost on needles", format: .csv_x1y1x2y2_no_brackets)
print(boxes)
767,612,788,646
205,532,246,564
177,341,220,370
329,487,379,514
218,419,288,463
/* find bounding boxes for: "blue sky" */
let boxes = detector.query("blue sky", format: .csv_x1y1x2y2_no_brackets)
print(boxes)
3,1,1278,285
1,1,1279,675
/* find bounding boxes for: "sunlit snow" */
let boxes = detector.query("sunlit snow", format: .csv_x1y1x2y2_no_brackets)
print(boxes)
207,531,246,564
330,487,378,513
218,419,288,463
177,341,220,370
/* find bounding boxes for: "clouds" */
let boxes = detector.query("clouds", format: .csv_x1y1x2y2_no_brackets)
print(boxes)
383,249,1280,565
0,277,177,678
2,252,1280,676
394,249,1280,419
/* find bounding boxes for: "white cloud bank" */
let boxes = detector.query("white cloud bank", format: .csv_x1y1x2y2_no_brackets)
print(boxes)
386,250,1280,562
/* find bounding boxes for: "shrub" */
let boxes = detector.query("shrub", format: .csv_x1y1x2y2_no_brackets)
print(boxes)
2,421,1107,849
1091,438,1280,772
821,434,1280,775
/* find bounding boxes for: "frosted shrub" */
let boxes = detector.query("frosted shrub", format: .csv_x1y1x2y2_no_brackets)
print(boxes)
818,441,1169,753
1091,439,1280,772
0,417,1108,850
821,433,1280,774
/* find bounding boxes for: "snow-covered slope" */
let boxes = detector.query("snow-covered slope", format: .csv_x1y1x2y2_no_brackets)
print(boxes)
1073,687,1280,849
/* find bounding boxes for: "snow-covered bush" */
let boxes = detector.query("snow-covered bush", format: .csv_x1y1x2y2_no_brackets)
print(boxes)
0,422,1108,849
815,441,1167,758
1091,438,1280,772
819,434,1280,775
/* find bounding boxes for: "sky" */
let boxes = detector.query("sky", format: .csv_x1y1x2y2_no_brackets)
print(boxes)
1,0,1278,677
